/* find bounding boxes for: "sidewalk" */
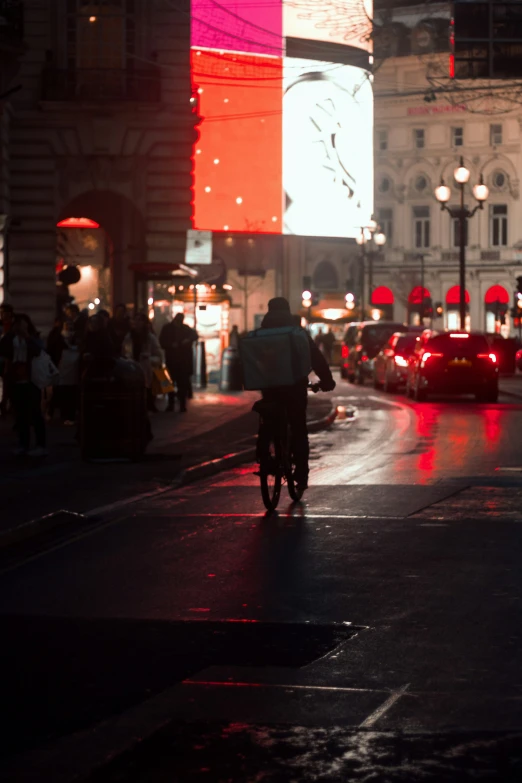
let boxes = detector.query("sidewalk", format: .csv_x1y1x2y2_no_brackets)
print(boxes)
0,386,333,536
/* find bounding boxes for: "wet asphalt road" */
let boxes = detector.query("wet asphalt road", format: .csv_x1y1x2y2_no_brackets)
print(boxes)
2,383,522,781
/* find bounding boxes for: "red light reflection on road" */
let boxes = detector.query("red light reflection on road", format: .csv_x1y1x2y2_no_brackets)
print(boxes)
483,407,501,444
415,405,439,477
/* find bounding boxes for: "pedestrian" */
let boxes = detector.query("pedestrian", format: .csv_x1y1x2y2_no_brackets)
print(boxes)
159,313,198,413
56,319,80,424
64,303,88,346
122,312,162,411
229,324,240,349
80,311,118,363
322,328,336,364
0,303,15,416
109,303,131,355
0,313,48,456
46,316,65,420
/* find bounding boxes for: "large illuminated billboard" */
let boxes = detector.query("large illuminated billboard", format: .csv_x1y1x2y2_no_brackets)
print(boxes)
191,1,373,239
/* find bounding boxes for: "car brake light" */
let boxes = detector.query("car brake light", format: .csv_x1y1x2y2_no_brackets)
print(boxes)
341,345,349,359
361,355,368,362
477,353,496,363
394,355,408,367
421,351,443,367
449,333,469,338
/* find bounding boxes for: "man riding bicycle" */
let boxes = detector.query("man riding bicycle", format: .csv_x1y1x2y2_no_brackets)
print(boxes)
258,297,336,493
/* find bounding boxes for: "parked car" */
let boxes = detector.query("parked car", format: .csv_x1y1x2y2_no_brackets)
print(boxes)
373,329,423,392
406,330,499,402
343,321,407,385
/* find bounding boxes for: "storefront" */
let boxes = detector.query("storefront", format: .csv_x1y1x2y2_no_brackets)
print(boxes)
130,263,232,380
56,217,112,313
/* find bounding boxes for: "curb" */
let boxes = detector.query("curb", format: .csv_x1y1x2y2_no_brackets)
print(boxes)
0,403,338,553
499,387,522,401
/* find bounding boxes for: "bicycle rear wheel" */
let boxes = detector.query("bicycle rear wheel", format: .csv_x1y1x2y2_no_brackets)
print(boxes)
260,437,282,512
286,468,304,503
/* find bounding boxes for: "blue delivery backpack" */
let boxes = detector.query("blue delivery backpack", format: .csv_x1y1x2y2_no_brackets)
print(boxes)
239,326,311,390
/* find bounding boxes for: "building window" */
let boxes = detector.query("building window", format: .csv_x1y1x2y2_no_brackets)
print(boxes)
452,211,468,247
413,128,425,149
414,174,428,193
492,170,507,190
377,208,393,242
490,123,503,146
451,126,464,147
413,206,430,249
378,176,391,194
377,129,388,151
67,1,132,71
490,204,508,247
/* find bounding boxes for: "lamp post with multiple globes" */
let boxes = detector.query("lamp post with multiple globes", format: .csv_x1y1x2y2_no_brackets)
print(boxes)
434,156,489,330
355,218,386,320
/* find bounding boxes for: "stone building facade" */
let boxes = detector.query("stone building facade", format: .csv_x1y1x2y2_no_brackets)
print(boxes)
372,1,522,334
3,0,194,329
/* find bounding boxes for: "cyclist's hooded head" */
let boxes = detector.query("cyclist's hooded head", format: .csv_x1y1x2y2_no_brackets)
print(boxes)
267,297,291,313
262,297,299,329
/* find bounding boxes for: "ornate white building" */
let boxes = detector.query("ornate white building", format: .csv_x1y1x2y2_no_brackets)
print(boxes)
372,0,522,334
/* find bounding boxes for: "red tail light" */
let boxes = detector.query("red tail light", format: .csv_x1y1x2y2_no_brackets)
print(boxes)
361,354,368,362
477,353,496,363
394,355,408,368
341,345,349,359
421,351,443,367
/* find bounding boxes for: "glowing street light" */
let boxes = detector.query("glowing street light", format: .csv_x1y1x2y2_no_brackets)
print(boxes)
435,156,489,329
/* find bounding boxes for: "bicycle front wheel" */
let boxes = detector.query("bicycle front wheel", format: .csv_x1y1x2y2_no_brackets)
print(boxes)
260,437,282,512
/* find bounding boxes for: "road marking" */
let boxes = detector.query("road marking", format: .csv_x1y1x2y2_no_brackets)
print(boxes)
183,680,391,695
136,512,406,520
359,683,410,727
496,467,522,472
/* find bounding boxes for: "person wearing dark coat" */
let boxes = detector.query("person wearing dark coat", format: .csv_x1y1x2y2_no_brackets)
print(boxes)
159,313,198,412
0,313,47,455
258,297,335,491
109,304,131,354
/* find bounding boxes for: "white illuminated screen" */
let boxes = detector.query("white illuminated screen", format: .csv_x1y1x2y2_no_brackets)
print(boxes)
283,59,373,238
191,1,374,238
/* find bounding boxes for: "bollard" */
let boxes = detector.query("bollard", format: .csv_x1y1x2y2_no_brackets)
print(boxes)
194,340,207,389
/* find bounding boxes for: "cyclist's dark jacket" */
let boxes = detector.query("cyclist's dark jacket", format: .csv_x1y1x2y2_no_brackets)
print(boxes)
259,310,333,393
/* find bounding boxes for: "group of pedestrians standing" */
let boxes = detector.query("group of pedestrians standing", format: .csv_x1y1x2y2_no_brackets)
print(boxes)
0,301,198,457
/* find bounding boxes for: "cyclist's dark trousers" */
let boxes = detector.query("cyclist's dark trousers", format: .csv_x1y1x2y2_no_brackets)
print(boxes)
261,388,309,484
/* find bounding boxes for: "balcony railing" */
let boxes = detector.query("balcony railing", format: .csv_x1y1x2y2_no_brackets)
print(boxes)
0,0,24,44
42,67,161,102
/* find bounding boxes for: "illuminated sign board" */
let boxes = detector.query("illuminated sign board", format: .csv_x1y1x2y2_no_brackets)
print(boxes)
191,1,373,239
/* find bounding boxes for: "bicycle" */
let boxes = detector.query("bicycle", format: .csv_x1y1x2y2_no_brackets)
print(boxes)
253,382,321,513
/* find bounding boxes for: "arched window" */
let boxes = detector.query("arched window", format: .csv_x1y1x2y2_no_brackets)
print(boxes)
313,260,338,291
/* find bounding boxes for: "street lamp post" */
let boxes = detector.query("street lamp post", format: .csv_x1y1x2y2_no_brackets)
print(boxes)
356,218,386,320
435,156,489,330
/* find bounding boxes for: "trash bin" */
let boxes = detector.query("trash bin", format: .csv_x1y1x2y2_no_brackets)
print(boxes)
219,346,243,391
80,357,147,461
489,336,517,375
